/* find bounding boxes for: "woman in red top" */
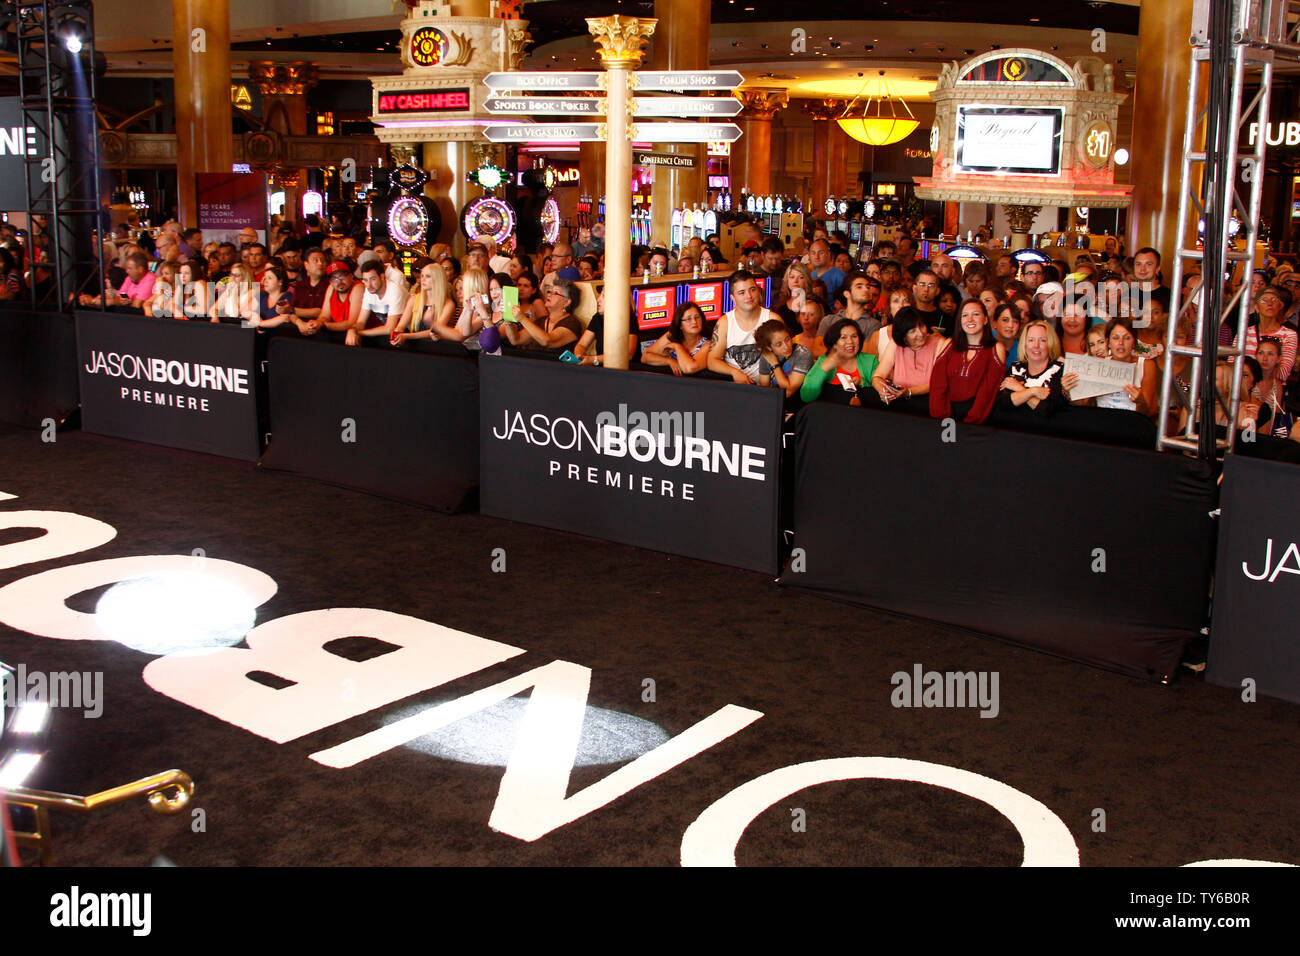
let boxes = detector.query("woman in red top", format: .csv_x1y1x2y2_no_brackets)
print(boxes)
929,299,1004,424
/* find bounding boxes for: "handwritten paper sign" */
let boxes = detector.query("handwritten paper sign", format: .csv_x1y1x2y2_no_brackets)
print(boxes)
1064,355,1140,400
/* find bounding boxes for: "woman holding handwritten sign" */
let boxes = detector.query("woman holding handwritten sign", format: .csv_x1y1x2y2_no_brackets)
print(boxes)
1095,317,1159,418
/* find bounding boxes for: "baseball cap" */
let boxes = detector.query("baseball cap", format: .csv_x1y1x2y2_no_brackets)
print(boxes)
1035,281,1065,298
326,261,351,276
355,250,381,277
557,266,581,281
742,239,760,250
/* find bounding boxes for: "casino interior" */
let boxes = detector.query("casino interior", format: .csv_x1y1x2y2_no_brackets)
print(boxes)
0,0,1299,890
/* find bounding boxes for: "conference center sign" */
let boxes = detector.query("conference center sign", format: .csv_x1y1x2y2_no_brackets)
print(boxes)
479,359,783,574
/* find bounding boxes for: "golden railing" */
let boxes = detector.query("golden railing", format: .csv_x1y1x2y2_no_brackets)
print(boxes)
4,769,195,866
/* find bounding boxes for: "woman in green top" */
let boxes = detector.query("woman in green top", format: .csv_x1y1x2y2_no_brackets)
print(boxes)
800,317,879,406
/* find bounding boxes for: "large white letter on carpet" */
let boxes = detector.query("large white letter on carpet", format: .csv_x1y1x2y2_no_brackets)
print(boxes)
312,658,762,842
144,608,525,743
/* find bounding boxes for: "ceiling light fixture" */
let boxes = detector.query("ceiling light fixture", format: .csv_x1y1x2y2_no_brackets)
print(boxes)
836,70,920,147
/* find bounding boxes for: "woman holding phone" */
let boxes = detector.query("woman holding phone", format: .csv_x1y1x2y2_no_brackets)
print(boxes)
432,267,492,349
800,318,878,405
502,276,582,351
870,307,948,413
247,264,295,328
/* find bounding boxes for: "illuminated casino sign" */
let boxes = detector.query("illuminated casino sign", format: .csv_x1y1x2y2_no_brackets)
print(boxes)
376,88,471,114
410,27,448,68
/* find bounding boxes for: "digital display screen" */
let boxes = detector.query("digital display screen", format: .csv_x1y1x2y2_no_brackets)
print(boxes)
957,106,1063,176
685,281,724,321
634,286,674,331
377,89,471,114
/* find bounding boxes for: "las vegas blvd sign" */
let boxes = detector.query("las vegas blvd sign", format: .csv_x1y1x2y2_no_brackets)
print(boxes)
482,70,745,144
482,122,742,144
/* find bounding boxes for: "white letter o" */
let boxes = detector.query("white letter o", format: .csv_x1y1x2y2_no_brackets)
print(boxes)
680,756,1078,867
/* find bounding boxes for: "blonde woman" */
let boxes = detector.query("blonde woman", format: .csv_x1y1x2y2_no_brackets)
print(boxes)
209,262,257,323
144,262,180,317
776,260,814,328
439,267,492,349
391,260,455,346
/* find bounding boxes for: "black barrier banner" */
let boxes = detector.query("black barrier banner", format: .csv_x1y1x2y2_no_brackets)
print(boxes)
480,357,783,574
75,311,262,460
0,309,78,428
780,404,1217,680
259,338,480,514
1207,455,1300,703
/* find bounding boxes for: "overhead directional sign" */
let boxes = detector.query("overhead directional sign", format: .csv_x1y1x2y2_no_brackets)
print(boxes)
483,71,603,91
635,70,745,92
485,96,603,115
635,122,743,143
633,96,743,118
483,123,604,142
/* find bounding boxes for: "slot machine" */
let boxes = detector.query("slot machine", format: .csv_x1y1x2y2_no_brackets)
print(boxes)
683,276,726,324
462,162,515,249
461,196,516,248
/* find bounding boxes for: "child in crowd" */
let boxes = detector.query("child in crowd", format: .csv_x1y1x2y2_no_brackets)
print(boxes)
755,318,813,399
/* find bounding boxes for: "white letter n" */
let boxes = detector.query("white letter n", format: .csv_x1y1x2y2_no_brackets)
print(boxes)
310,659,762,841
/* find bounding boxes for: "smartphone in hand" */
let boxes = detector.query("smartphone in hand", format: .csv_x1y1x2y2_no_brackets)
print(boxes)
501,285,520,322
559,350,581,364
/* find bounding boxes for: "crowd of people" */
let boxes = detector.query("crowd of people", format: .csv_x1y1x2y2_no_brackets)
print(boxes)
73,211,1299,443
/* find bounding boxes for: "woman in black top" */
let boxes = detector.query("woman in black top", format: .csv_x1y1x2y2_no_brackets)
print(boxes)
997,319,1075,416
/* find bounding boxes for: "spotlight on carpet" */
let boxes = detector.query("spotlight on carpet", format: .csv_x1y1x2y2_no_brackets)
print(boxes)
386,697,669,768
94,572,259,655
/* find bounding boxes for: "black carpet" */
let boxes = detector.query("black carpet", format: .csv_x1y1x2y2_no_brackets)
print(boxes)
0,424,1297,869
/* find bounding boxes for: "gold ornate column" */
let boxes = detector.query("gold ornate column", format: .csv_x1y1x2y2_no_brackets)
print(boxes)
647,0,710,250
1128,0,1196,263
588,15,656,371
250,61,318,223
1003,204,1043,251
733,89,788,197
171,0,231,226
805,99,847,214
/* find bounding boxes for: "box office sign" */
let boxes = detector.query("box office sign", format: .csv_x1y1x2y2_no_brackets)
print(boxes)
480,358,783,574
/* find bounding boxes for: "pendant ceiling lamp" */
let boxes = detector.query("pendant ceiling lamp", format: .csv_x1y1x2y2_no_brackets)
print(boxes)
837,71,920,146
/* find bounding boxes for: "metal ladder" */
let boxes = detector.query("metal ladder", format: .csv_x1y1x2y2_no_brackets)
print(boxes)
1158,0,1300,457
